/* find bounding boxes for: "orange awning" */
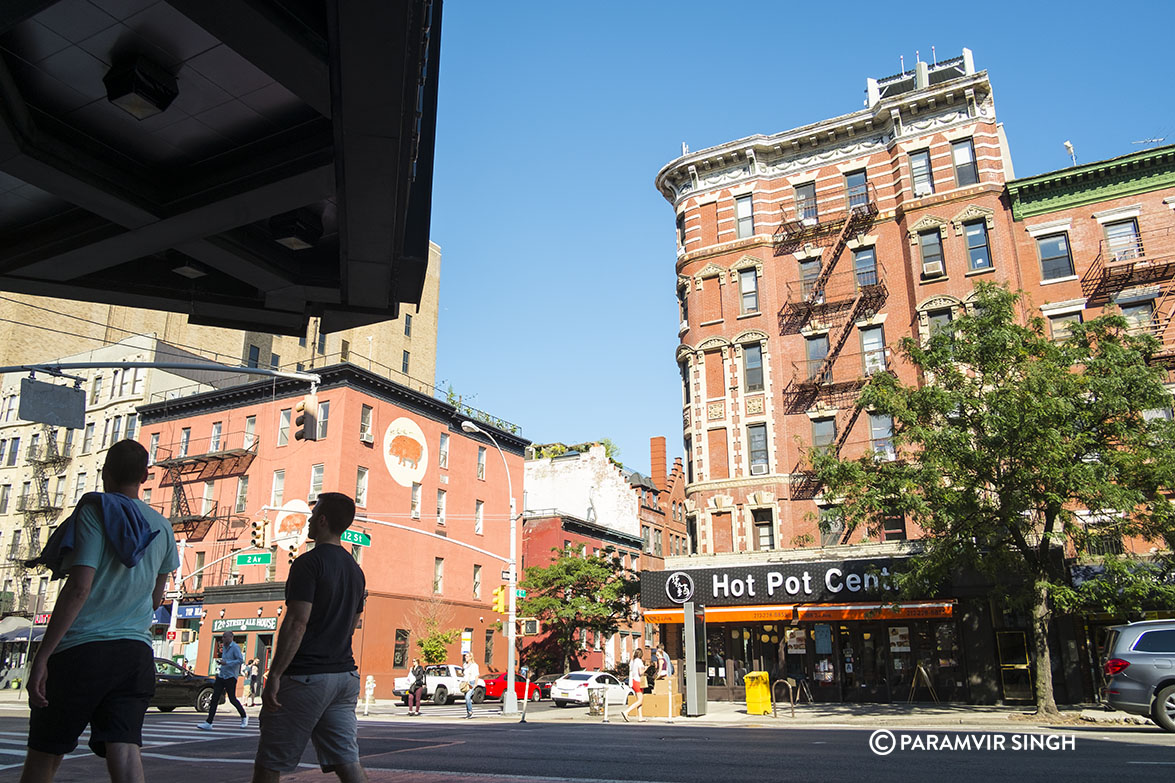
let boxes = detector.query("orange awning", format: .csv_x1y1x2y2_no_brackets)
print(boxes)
644,600,954,625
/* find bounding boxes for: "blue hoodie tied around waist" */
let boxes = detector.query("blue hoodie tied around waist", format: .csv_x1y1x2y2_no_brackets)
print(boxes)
25,492,160,579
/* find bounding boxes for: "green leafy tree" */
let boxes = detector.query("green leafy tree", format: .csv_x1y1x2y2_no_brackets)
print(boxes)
518,544,640,674
811,283,1175,715
415,619,460,665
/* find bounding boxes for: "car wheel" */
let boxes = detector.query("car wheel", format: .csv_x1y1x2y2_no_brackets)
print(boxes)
471,687,485,704
432,686,448,706
530,689,541,702
157,706,176,712
196,688,214,713
1152,684,1175,732
554,699,567,708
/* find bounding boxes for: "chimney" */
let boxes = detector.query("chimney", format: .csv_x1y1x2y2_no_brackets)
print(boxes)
650,437,667,491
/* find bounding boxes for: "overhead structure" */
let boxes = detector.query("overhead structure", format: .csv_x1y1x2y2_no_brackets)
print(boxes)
0,0,442,335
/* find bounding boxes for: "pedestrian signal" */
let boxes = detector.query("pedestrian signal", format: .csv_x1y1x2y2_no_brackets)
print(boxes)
294,394,319,441
251,519,266,548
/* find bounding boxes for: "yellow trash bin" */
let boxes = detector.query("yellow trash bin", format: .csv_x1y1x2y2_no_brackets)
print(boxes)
743,671,771,715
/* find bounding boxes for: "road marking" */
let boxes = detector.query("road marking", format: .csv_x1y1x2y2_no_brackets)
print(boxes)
139,751,317,768
362,767,681,783
1128,761,1175,765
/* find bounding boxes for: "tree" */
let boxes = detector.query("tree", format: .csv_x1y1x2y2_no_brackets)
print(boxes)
410,594,461,664
810,283,1175,715
518,544,640,674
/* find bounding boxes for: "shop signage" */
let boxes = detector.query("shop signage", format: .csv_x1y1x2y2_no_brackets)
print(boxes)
341,529,371,547
641,558,902,608
212,617,279,633
176,604,204,619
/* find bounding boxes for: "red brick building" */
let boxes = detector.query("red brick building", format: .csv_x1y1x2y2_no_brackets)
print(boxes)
138,363,527,698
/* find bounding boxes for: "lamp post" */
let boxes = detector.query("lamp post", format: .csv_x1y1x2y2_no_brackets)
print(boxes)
461,420,518,715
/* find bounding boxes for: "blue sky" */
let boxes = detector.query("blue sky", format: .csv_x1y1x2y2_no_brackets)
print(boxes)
429,0,1175,475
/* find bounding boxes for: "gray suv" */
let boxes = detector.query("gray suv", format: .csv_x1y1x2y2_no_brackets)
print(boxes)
1103,619,1175,732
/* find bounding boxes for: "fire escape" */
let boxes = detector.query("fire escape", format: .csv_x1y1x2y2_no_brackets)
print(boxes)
1080,224,1175,367
12,427,70,614
774,182,888,506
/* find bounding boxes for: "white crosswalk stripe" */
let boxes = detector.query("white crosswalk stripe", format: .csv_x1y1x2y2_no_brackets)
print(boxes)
396,704,503,719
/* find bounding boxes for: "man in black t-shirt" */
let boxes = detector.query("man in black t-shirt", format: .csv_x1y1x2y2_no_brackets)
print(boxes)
252,492,367,783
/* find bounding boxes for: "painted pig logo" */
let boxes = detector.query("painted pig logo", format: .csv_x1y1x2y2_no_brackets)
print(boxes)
277,513,305,536
387,435,423,469
665,571,695,603
382,417,428,488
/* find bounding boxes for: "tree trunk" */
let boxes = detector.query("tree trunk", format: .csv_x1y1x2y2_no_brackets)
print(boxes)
1030,579,1060,717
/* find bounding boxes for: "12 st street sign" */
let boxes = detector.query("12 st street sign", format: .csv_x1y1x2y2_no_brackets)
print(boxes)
341,530,371,547
235,552,272,566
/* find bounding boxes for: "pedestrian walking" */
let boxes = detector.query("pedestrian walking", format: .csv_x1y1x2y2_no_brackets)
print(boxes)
20,440,180,783
253,492,367,783
622,648,647,722
407,658,426,715
461,652,480,719
198,630,249,730
246,659,261,707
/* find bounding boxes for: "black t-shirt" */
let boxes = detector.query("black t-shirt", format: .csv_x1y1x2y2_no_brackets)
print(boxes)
285,543,366,675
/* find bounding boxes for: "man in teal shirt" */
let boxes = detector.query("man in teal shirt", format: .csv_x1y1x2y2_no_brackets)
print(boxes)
22,440,179,783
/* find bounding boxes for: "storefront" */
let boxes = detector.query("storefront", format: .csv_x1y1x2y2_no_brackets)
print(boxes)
643,557,1001,704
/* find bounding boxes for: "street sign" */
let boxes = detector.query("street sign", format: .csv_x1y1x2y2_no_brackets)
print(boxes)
341,529,371,547
166,631,177,641
34,613,51,626
515,589,526,598
501,570,511,580
235,552,272,566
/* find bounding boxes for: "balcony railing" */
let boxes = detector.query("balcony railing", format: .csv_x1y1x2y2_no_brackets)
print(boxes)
1082,225,1175,301
791,350,891,388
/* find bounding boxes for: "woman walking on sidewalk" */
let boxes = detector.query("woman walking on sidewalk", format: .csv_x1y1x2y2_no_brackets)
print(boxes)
407,658,426,716
623,648,646,722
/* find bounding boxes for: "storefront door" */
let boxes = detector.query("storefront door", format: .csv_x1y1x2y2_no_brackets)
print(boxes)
838,624,889,702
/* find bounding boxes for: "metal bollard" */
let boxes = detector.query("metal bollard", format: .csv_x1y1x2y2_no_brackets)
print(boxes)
667,674,674,724
364,675,376,717
520,674,531,723
601,688,610,723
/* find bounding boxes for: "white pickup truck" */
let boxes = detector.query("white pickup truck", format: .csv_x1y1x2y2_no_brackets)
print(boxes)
393,663,485,705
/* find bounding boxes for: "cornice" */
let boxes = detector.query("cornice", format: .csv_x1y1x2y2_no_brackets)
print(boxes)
1007,145,1175,220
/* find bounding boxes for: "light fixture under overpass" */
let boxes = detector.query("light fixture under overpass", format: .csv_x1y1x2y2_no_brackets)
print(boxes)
103,56,179,120
269,209,324,251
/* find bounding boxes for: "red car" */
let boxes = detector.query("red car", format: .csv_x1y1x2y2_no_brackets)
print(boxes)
481,672,543,702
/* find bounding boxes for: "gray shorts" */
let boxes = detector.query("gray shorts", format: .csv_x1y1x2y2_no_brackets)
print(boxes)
254,670,361,773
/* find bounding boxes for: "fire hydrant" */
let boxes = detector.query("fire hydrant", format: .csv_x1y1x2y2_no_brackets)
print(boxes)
364,675,376,716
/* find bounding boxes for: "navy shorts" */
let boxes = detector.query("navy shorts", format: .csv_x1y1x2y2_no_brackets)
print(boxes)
27,640,155,757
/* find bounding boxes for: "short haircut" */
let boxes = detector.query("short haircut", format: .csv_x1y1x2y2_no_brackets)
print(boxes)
314,492,356,535
104,439,149,485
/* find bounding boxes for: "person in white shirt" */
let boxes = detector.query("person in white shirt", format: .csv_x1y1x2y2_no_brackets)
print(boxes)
623,648,647,722
462,652,480,719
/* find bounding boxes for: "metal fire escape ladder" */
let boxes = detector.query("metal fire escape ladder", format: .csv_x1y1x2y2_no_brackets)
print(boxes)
1150,280,1175,362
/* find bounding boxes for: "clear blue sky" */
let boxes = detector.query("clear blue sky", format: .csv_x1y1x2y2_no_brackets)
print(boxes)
429,0,1175,475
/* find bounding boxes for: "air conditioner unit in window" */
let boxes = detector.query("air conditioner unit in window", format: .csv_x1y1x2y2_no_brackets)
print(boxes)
914,184,933,197
922,259,944,277
359,430,374,444
750,463,768,476
436,516,445,527
411,509,420,519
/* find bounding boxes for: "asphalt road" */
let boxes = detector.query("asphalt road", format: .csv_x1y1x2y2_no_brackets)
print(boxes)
1,708,1173,782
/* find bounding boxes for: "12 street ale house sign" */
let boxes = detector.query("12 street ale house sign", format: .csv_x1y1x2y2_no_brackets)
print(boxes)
641,558,903,609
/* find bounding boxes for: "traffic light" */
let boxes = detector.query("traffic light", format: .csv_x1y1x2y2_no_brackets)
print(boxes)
491,586,506,613
287,544,298,565
250,519,266,549
294,394,319,441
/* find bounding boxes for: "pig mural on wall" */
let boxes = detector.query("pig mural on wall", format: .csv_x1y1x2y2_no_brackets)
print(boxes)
383,417,428,487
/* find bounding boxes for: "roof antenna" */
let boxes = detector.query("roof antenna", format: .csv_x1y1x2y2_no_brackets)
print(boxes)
915,49,920,63
1132,137,1166,147
899,54,905,74
931,45,937,65
1064,140,1077,167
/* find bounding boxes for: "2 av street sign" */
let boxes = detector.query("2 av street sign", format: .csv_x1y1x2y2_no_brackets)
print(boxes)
341,529,371,547
235,552,272,566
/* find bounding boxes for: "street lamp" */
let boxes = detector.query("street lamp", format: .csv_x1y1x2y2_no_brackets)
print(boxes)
461,419,519,715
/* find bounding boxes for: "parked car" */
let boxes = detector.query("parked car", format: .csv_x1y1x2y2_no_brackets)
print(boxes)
151,658,221,713
392,663,485,705
550,671,632,708
533,673,562,700
1102,619,1175,732
481,672,543,702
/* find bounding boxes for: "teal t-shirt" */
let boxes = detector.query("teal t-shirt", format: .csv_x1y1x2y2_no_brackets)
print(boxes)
57,498,180,653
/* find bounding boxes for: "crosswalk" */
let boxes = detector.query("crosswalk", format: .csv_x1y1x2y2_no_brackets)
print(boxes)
388,703,503,719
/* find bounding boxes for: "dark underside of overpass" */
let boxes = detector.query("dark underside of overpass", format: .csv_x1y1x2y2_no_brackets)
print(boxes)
0,0,442,335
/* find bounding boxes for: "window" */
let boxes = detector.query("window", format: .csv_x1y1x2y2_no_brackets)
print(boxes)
100,420,111,449
735,194,754,238
410,482,421,518
209,421,222,452
811,418,837,450
142,488,151,505
472,564,482,599
799,258,821,300
804,334,829,383
1105,219,1143,263
436,489,446,525
0,485,8,514
738,268,759,314
359,405,373,440
433,557,444,593
82,424,95,454
820,507,844,546
393,629,410,667
339,340,349,361
244,416,256,449
951,139,978,186
654,528,663,556
909,149,934,196
927,308,954,337
404,313,413,337
132,368,144,395
1049,312,1082,342
29,433,40,460
676,213,686,248
477,446,486,480
641,525,651,554
202,480,214,515
882,516,907,541
1133,630,1175,653
317,332,326,353
747,423,768,474
7,529,20,559
178,428,190,458
475,500,484,535
861,325,886,375
355,467,368,507
795,182,818,223
5,437,17,467
277,409,291,446
753,508,774,550
743,342,763,392
271,469,285,507
684,435,693,484
309,464,324,501
869,413,895,460
919,230,945,277
845,170,868,211
402,351,410,374
964,220,992,271
316,400,330,439
299,334,306,348
852,247,877,288
73,473,86,503
247,345,261,368
124,414,137,442
235,475,249,513
194,551,205,591
270,353,281,370
1120,301,1154,333
438,433,449,469
0,441,6,465
90,375,103,404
